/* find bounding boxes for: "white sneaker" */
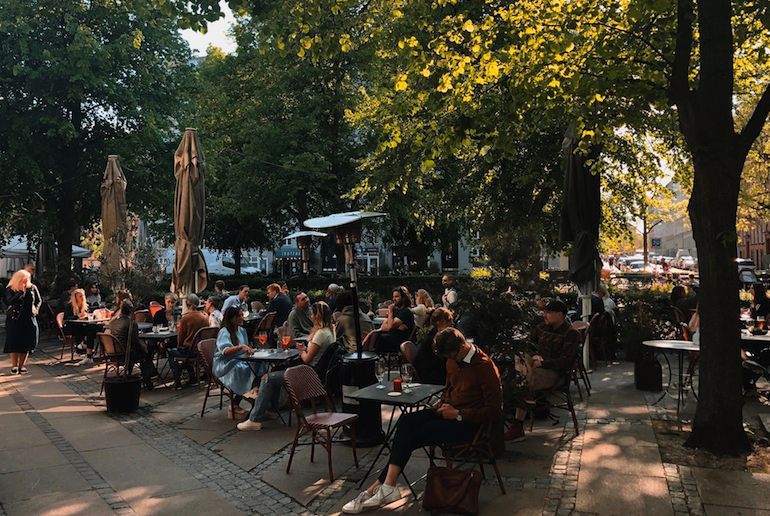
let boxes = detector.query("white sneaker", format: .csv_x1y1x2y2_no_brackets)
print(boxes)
76,357,94,366
342,491,372,514
236,420,262,431
361,484,401,509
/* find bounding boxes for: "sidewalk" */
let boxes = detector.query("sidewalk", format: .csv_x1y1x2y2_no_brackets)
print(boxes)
1,332,769,515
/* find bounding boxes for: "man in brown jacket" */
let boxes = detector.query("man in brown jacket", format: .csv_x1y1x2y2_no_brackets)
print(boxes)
342,328,502,514
168,294,209,389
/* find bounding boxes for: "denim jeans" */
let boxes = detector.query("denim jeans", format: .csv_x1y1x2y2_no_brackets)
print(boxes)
249,370,285,421
167,347,196,384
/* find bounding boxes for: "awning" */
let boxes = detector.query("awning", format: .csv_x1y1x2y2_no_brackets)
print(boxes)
1,236,91,259
275,246,301,259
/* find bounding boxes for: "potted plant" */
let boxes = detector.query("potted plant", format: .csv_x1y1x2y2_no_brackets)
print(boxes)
103,320,143,413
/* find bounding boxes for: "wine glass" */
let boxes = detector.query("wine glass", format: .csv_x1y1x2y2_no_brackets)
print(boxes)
281,334,291,351
401,363,414,392
258,332,268,349
747,319,755,334
759,316,766,331
375,360,387,389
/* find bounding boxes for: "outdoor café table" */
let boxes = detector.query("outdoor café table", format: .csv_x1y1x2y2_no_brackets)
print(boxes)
236,349,300,424
643,339,700,420
372,316,386,330
741,330,770,358
139,330,178,381
347,382,445,498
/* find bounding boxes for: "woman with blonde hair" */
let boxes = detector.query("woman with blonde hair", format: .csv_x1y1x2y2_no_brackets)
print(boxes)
3,269,36,374
412,289,435,328
63,288,97,366
237,301,337,431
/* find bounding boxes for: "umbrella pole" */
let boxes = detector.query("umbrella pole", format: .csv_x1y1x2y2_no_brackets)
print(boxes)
579,286,592,369
345,244,363,359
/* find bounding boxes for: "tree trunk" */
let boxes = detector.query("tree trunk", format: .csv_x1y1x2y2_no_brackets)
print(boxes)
233,246,242,276
684,150,749,454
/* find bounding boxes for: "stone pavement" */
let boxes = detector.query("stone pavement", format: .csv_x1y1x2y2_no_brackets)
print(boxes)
2,332,770,515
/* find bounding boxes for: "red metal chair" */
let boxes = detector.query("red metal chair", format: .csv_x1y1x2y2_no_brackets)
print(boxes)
283,365,358,482
197,338,237,417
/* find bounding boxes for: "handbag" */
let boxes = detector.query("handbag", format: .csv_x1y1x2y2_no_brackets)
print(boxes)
422,465,481,515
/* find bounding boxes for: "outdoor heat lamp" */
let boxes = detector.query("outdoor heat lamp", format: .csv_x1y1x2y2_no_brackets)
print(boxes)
304,211,386,357
285,230,327,274
304,211,386,447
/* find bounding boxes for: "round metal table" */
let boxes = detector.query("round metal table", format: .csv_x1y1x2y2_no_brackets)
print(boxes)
643,339,700,420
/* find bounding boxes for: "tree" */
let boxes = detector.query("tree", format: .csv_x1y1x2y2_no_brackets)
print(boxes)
0,0,193,282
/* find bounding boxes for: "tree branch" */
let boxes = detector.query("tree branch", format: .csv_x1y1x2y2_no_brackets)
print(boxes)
739,83,770,155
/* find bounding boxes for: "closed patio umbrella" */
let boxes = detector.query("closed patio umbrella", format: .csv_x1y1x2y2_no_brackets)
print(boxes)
171,128,208,302
101,155,128,282
559,125,602,365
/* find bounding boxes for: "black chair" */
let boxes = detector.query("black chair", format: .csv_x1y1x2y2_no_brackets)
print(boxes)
198,338,237,417
528,370,580,437
97,332,126,395
427,422,506,495
252,311,277,346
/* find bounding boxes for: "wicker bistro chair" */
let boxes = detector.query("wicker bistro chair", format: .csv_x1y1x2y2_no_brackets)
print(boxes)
97,332,126,395
283,365,359,482
528,369,580,437
56,312,76,361
170,326,219,386
133,309,151,323
427,422,507,495
197,338,238,417
252,311,278,347
570,321,592,400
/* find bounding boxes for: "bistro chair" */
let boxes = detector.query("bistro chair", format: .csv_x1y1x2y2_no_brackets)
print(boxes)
570,321,592,400
170,326,219,386
252,311,277,346
427,422,506,495
133,309,151,323
97,332,126,395
284,365,358,482
528,367,580,437
55,312,76,361
251,301,265,313
197,338,237,417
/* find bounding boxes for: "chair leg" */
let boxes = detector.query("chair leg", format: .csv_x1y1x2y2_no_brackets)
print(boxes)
566,390,579,436
327,428,334,482
572,371,584,401
350,423,359,468
100,361,109,395
201,379,213,417
311,430,316,463
491,458,506,495
219,385,224,410
286,426,302,474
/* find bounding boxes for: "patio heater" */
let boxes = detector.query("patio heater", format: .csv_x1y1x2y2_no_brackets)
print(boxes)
285,230,327,277
304,211,385,445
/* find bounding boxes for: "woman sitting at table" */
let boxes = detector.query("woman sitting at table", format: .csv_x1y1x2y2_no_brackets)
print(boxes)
411,289,435,328
206,295,224,328
237,301,336,431
213,307,261,419
751,284,770,320
85,280,102,309
63,288,98,366
366,287,415,354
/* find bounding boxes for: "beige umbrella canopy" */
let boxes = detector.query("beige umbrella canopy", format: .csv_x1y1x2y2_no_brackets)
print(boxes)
100,155,128,280
171,128,208,298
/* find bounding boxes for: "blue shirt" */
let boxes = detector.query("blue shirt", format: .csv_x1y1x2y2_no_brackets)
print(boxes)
222,294,247,313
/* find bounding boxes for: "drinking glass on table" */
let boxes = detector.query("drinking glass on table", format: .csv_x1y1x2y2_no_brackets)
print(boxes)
758,316,766,331
257,331,268,348
400,363,415,392
375,360,387,389
281,334,291,351
747,319,755,334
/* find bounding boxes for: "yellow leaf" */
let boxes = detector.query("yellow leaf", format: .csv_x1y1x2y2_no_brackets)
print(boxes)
420,160,436,172
420,67,431,77
462,20,475,32
594,93,605,102
486,61,499,78
547,78,560,88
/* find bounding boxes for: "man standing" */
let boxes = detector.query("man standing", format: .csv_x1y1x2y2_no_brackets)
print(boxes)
287,292,313,338
168,294,210,389
505,299,580,441
441,274,458,308
266,283,293,326
223,285,250,312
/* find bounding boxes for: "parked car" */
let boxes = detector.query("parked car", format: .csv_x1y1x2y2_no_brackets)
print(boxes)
627,260,646,271
677,255,696,269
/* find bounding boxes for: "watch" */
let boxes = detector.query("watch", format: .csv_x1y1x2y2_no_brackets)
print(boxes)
456,410,463,422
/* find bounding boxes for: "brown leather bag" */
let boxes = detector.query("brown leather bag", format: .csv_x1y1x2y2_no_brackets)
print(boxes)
422,465,481,515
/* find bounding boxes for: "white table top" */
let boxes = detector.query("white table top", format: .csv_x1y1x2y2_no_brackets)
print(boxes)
643,340,700,352
741,330,770,342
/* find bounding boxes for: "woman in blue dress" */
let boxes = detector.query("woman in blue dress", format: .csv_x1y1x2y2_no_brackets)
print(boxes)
213,306,259,419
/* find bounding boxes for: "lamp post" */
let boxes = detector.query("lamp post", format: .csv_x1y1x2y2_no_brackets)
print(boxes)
304,211,385,445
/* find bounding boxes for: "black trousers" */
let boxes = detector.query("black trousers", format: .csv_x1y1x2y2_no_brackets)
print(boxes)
378,409,477,482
